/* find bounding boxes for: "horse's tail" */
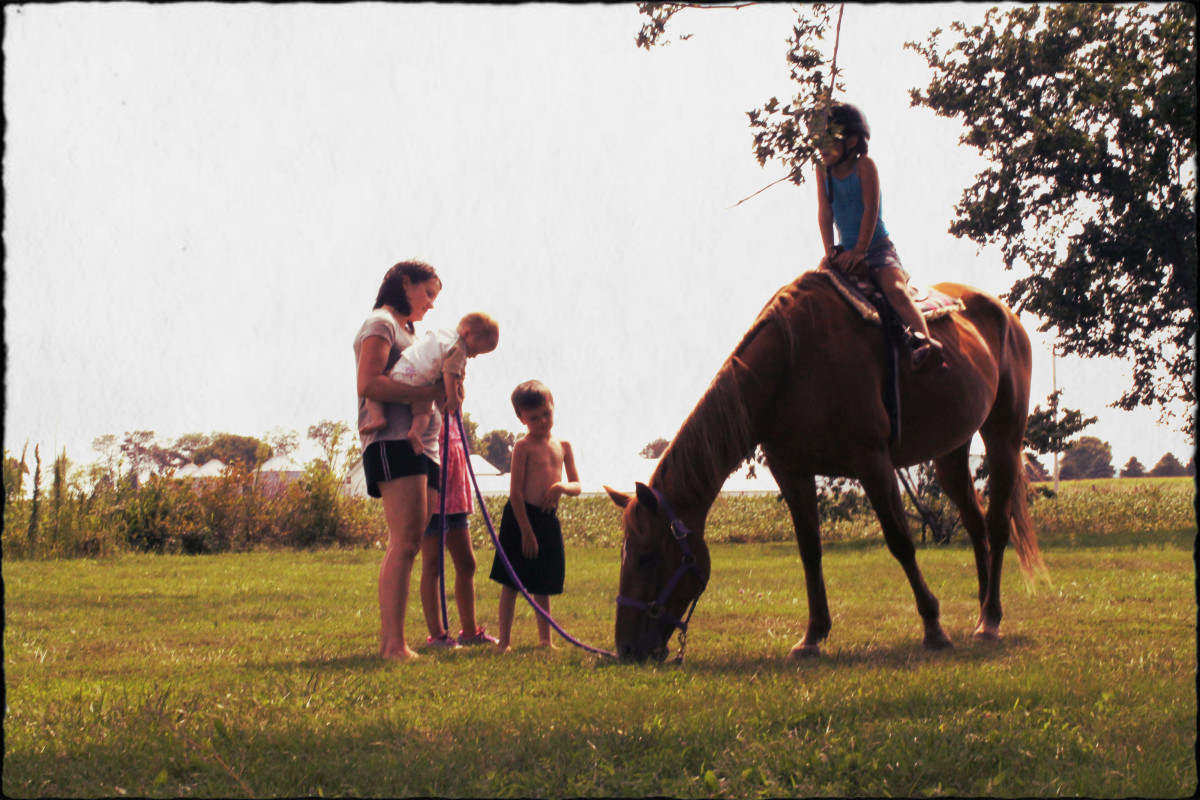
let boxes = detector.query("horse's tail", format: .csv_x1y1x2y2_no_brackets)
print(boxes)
1010,453,1048,579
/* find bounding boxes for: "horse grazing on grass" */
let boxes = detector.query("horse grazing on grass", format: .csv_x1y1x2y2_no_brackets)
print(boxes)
605,270,1045,663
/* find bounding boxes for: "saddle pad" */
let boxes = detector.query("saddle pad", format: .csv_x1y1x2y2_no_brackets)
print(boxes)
818,266,965,325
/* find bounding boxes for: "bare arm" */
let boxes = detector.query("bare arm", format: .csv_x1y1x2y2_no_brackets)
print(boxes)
539,441,581,511
442,366,465,415
356,335,444,404
851,157,881,257
558,441,581,497
815,164,836,258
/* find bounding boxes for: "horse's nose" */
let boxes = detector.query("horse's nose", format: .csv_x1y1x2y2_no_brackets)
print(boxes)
617,642,651,663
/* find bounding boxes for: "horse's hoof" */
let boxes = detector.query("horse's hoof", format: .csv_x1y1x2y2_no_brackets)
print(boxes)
789,642,821,659
923,632,954,651
973,623,1001,642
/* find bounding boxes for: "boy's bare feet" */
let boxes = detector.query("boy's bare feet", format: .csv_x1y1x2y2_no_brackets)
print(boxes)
360,419,385,435
494,642,511,654
407,432,424,455
539,640,560,650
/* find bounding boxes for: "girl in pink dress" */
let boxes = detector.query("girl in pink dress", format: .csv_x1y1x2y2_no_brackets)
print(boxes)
419,414,497,647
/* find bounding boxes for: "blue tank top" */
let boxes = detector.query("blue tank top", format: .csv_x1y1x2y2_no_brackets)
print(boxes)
827,166,888,249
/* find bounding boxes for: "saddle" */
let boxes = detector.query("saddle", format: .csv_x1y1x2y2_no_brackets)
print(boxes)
818,265,965,325
817,265,964,446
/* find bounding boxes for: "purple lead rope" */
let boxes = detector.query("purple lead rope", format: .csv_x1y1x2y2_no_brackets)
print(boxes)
437,419,450,634
442,410,617,659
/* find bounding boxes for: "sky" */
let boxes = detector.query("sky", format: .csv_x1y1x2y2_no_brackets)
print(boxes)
4,2,1194,492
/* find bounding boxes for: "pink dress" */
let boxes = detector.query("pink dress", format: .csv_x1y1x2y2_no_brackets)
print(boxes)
439,416,474,515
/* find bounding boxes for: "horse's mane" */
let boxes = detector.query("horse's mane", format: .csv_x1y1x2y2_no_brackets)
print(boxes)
654,357,757,501
654,271,829,501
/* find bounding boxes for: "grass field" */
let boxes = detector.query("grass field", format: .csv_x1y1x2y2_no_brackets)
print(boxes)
4,520,1196,797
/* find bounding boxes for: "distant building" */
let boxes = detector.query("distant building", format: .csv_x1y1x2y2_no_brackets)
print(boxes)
259,455,304,496
191,459,226,478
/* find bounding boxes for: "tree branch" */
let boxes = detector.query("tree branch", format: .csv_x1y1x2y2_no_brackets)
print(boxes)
727,169,799,209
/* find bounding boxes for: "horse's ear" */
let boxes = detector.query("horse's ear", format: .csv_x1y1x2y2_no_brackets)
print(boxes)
634,482,659,512
604,485,632,508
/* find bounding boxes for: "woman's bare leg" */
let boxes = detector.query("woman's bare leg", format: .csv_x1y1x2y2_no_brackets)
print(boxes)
417,488,446,640
377,475,429,660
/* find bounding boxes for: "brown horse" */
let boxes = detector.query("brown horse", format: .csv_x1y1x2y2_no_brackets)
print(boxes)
605,270,1045,662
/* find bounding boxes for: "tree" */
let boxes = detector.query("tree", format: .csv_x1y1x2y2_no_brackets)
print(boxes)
1024,453,1050,482
307,420,351,475
120,431,156,486
460,412,482,456
1058,436,1114,480
4,443,29,504
1148,452,1188,477
194,433,267,470
91,434,122,486
28,445,42,545
908,3,1197,431
1119,456,1147,478
1023,390,1097,457
173,432,212,464
479,430,516,474
640,437,670,459
637,3,843,197
263,427,298,460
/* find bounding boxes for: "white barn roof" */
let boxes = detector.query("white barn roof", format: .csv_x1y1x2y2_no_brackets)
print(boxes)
468,454,502,476
261,455,303,473
192,459,226,478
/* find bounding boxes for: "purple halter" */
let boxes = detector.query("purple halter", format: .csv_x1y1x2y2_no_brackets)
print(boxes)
615,485,708,657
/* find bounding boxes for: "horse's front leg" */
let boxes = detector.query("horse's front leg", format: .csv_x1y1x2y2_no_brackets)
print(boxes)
859,459,953,651
773,469,830,657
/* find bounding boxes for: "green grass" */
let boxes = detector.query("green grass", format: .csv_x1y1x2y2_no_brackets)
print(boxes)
4,526,1196,798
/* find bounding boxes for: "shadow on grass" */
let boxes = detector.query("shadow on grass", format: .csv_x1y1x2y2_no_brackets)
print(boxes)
608,633,1037,677
816,528,1195,556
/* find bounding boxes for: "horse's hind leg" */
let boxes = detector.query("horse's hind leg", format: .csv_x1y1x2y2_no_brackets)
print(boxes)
773,469,831,657
975,347,1034,641
933,443,990,608
974,430,1022,640
859,460,952,650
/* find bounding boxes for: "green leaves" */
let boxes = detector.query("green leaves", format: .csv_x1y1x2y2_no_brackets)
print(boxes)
909,3,1197,428
1024,390,1098,456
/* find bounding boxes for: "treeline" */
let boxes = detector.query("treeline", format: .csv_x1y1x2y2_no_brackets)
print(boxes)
3,446,379,561
1,413,524,561
3,420,373,560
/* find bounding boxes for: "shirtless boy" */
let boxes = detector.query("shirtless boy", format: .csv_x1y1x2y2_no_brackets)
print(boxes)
488,380,581,652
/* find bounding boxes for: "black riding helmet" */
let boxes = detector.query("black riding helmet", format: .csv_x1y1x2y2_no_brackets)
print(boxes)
824,102,870,168
828,102,870,141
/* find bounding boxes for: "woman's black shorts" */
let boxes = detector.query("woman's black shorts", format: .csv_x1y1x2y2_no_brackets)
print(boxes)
362,440,440,498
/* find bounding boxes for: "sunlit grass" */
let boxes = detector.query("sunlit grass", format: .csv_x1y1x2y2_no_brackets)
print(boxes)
4,527,1195,798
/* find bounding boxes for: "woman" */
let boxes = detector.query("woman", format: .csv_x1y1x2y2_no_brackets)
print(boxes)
354,260,445,660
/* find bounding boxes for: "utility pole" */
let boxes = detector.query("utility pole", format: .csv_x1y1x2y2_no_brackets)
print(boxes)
1051,347,1060,494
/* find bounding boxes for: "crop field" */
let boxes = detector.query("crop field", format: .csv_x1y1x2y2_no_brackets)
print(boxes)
3,479,1196,797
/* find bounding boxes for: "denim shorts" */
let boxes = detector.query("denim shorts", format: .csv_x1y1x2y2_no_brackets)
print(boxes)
362,440,440,498
862,238,909,281
424,512,469,537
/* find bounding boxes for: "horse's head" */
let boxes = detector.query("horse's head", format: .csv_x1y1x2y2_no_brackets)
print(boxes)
605,482,710,663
